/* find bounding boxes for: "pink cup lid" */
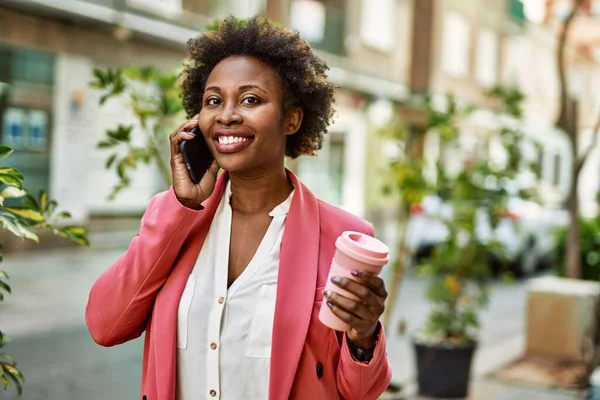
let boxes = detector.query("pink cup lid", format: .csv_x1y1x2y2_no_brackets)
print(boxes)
336,231,389,266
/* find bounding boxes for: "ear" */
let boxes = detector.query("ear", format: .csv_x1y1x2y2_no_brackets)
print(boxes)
284,107,303,136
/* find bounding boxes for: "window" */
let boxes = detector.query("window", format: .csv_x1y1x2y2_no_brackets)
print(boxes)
503,36,529,90
126,0,182,17
441,12,471,78
290,0,346,55
28,110,49,151
360,0,395,52
534,48,557,98
12,50,54,85
553,153,562,186
212,0,265,19
297,131,345,206
475,29,498,87
290,0,326,43
2,108,27,149
1,108,49,151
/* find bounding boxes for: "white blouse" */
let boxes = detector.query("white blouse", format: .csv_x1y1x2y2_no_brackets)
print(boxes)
176,181,294,400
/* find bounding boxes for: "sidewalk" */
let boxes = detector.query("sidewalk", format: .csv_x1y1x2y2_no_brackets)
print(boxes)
0,245,588,400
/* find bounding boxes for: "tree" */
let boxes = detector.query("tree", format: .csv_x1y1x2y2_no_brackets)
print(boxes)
380,87,537,335
0,145,89,396
90,67,185,199
555,0,600,278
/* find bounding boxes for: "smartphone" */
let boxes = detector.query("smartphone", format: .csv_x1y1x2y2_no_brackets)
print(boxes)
179,126,214,184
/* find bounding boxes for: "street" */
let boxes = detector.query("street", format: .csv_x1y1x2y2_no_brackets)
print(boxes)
0,246,540,399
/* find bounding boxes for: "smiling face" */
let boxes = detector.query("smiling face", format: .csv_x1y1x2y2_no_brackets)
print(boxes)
198,55,302,175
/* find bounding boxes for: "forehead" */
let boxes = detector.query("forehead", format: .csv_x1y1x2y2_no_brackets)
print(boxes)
205,55,282,90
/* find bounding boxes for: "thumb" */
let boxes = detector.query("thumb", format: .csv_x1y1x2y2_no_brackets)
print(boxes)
207,160,220,177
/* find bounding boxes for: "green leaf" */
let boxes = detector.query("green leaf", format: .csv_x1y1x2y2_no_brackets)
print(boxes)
0,271,8,279
0,174,22,189
57,226,89,246
99,94,111,105
0,186,25,199
5,207,45,223
23,194,38,210
0,146,13,161
46,200,57,217
92,68,107,86
0,281,10,295
57,211,71,220
0,214,39,242
117,160,128,180
97,139,119,149
0,168,23,180
4,363,24,395
107,125,133,142
39,190,48,213
105,153,118,169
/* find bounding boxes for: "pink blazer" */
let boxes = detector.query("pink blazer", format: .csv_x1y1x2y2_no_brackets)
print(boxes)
85,171,392,400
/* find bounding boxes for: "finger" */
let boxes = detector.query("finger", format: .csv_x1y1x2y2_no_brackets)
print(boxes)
207,159,220,177
350,271,388,298
330,277,378,305
323,289,370,321
171,127,197,156
170,117,199,140
326,299,364,329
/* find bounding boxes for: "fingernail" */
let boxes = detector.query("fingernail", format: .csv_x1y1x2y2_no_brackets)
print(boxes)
331,276,341,284
322,289,331,297
326,301,333,308
351,270,364,277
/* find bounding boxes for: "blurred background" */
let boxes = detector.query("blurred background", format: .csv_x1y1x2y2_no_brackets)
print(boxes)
0,0,599,399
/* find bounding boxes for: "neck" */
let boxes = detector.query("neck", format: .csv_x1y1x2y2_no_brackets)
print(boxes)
229,166,293,214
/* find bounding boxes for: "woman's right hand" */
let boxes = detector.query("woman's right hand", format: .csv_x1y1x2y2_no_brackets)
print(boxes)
170,115,220,210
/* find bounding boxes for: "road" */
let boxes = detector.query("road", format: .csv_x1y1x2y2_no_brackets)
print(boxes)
0,247,532,399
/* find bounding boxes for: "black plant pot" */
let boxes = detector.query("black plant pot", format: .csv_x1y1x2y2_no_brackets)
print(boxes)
413,339,477,399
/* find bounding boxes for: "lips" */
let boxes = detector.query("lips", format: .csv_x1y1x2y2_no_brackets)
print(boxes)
213,131,254,154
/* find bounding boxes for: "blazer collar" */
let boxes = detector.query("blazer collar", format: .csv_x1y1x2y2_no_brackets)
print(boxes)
269,170,320,399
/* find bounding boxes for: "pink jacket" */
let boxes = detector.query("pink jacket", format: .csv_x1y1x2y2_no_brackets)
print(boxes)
85,171,392,400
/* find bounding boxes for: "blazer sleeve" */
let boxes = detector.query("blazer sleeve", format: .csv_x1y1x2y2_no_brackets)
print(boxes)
85,187,203,347
336,222,393,399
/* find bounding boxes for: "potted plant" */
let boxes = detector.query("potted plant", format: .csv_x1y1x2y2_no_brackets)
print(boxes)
382,88,539,398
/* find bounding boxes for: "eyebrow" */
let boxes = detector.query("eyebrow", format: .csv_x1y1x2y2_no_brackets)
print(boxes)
204,84,267,94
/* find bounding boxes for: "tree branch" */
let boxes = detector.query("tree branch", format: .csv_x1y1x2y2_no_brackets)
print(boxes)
556,0,585,130
576,108,600,174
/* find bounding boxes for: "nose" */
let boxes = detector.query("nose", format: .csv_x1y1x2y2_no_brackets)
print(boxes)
216,102,242,126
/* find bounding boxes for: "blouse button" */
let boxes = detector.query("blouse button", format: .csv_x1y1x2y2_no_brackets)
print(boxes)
218,296,225,304
210,389,217,397
210,342,218,350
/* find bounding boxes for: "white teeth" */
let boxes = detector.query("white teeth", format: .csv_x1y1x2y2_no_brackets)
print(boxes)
218,136,249,145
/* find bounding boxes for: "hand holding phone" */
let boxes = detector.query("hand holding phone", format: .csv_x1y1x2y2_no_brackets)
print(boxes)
180,126,214,184
169,118,219,210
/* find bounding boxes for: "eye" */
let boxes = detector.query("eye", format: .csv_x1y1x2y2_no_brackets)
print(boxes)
242,96,260,105
205,97,220,106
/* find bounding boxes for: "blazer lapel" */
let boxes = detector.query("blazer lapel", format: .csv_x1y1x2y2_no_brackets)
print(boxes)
152,173,229,399
269,170,320,399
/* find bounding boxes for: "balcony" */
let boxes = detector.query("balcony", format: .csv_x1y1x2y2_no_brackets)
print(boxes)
2,0,264,47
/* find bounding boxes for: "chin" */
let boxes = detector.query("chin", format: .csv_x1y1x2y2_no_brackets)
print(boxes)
214,155,253,174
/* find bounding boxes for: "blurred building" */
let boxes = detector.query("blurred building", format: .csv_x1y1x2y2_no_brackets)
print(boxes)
1,0,599,253
0,0,411,229
536,0,600,217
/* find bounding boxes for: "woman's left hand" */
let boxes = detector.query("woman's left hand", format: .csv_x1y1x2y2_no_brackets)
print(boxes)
323,271,387,350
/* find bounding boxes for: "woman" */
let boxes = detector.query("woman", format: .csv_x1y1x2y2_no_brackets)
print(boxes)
86,16,392,400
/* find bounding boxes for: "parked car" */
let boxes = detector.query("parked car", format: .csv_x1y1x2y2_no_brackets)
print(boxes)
406,191,569,277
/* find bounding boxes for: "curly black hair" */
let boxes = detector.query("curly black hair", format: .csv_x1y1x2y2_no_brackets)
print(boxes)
179,16,336,159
